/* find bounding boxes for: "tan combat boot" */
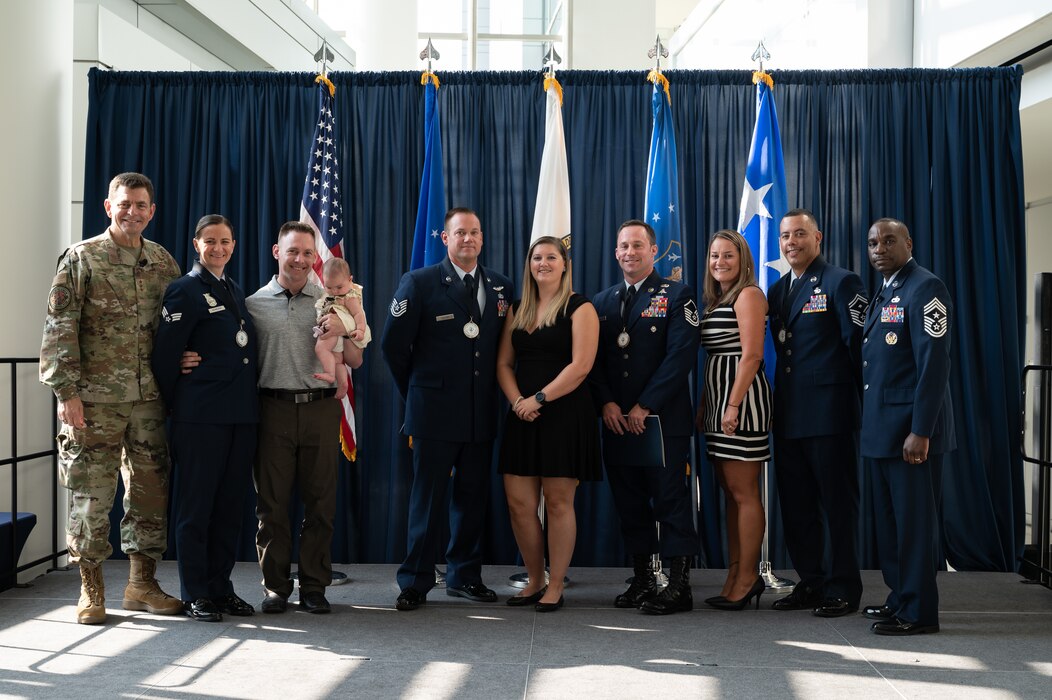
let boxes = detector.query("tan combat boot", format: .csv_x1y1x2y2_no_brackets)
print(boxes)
122,553,183,614
77,561,106,625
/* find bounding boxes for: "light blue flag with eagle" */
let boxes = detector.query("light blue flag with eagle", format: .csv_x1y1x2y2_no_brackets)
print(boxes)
410,73,447,270
737,72,789,385
644,72,683,281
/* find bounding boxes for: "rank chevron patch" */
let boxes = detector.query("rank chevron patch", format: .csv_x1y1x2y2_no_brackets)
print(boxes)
389,298,408,318
847,293,868,327
923,297,948,338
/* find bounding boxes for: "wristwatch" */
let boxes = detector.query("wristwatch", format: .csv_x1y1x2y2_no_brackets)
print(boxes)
534,391,547,405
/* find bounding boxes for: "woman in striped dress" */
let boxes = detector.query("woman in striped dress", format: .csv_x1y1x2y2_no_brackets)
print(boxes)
697,229,772,611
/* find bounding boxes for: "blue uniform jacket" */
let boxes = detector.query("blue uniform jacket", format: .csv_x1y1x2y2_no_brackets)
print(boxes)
381,256,512,443
860,259,955,458
152,263,259,424
589,271,700,437
768,258,868,438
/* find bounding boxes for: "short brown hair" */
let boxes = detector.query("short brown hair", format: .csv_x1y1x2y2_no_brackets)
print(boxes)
277,220,314,243
444,207,479,229
617,219,656,245
782,208,818,229
108,172,155,204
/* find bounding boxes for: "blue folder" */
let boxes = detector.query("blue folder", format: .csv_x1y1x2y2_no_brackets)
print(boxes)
602,415,665,468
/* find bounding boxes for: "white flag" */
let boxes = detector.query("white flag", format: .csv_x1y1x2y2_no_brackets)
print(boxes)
530,77,571,249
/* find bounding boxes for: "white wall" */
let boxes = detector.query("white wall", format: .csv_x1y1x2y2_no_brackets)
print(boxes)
914,0,1051,68
0,0,74,584
572,0,656,69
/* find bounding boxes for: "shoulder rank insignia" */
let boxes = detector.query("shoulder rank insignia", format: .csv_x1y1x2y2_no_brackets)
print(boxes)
684,299,700,327
390,298,408,317
847,293,868,327
923,297,948,338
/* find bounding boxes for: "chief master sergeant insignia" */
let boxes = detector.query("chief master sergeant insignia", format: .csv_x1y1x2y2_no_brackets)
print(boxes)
48,285,71,312
847,293,868,327
923,297,948,337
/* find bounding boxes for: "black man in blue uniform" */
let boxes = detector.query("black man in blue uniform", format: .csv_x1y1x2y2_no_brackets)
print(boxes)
861,217,954,636
768,209,868,618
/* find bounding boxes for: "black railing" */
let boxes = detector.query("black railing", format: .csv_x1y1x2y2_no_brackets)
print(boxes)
1021,363,1052,588
1,358,66,588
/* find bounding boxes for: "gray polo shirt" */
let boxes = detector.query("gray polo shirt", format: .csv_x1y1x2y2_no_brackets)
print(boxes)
247,276,329,391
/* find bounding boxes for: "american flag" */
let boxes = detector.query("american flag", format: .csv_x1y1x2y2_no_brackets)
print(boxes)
300,74,357,460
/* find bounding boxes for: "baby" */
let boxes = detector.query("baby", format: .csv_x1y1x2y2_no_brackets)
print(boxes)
313,257,370,398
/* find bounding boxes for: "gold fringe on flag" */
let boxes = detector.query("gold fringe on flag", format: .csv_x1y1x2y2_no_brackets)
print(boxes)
647,69,671,104
340,429,357,461
752,70,774,89
421,71,440,89
543,75,563,105
315,74,336,97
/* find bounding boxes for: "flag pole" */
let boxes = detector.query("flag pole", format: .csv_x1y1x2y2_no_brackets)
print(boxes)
509,42,569,591
748,40,795,593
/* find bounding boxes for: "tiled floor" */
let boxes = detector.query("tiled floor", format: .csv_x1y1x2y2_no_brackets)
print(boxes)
1,564,1049,699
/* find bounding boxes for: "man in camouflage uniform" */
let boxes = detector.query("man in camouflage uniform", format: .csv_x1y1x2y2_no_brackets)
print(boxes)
40,172,183,624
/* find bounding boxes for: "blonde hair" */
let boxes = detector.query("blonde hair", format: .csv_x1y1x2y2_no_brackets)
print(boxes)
703,229,757,311
512,236,573,331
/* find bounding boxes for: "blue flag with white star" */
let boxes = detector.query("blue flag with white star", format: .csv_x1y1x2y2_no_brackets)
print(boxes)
737,73,789,385
411,75,447,270
644,76,683,281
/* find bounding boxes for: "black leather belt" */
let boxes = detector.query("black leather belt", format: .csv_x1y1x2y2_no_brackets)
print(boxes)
259,388,337,403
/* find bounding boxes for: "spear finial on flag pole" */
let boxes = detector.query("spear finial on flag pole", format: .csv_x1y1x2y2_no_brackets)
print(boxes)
751,40,774,88
420,37,441,87
648,35,669,73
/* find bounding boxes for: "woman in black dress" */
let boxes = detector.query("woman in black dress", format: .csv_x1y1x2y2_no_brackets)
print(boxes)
497,236,599,611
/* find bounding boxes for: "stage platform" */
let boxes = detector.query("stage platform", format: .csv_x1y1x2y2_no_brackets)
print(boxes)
1,563,1049,699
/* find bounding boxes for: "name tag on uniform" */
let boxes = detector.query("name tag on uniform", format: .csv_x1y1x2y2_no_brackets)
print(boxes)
208,305,227,313
436,314,454,322
881,305,904,323
801,294,827,313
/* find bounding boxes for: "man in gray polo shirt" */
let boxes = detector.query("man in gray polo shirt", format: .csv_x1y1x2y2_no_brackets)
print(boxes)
246,221,364,614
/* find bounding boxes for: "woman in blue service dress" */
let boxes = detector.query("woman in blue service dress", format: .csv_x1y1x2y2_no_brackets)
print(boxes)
496,236,600,612
697,229,772,611
153,215,259,622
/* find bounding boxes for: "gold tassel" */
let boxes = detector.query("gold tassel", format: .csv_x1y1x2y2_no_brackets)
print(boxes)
420,71,440,89
543,75,563,105
752,71,774,89
646,69,671,105
315,74,336,97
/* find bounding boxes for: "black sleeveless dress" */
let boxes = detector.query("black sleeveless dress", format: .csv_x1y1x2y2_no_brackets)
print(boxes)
498,294,601,480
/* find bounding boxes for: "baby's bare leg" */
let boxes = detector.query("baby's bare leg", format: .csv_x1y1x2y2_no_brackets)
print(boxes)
334,361,348,400
313,336,338,383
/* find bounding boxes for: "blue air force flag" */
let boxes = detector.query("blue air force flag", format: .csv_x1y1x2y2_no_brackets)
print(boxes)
644,73,683,281
411,74,447,270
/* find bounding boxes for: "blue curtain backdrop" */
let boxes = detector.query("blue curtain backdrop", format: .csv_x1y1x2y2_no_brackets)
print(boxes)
86,67,1026,573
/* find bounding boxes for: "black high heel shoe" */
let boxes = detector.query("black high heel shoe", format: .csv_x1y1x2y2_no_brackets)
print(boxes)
704,595,727,607
506,586,547,607
708,577,764,611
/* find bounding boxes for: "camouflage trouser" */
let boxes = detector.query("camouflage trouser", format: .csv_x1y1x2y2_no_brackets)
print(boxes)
56,399,170,565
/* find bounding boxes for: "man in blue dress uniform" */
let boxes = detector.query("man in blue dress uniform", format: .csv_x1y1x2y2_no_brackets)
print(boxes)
590,219,700,615
768,209,868,617
861,217,954,636
381,208,512,611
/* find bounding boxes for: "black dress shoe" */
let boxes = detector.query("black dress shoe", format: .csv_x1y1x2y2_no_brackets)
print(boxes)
446,582,498,603
184,598,222,622
299,591,331,614
506,587,547,607
771,588,821,611
535,595,564,612
396,587,426,611
214,593,255,617
813,598,858,618
862,604,895,621
703,595,727,606
261,592,288,614
872,617,940,636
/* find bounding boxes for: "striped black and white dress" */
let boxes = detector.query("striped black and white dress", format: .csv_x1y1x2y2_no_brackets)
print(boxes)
700,302,772,462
